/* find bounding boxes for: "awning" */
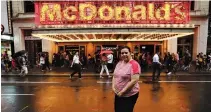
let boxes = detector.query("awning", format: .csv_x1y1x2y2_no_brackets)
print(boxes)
32,28,194,42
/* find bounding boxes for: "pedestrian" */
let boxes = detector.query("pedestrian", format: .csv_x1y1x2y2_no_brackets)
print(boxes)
146,52,152,69
175,52,180,63
195,55,201,72
198,54,203,71
45,53,51,70
152,51,162,81
107,53,114,72
40,54,45,71
64,52,70,68
70,52,82,79
19,53,28,76
52,53,56,67
1,55,5,71
141,53,147,72
163,52,168,69
183,50,191,70
207,53,211,71
112,46,141,112
11,57,17,71
100,53,111,78
167,52,173,75
80,54,87,69
203,55,207,71
88,54,92,64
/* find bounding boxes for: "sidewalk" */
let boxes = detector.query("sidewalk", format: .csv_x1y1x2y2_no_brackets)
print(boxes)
1,67,211,77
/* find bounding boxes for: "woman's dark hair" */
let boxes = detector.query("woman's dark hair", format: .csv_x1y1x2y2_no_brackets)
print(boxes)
119,46,131,52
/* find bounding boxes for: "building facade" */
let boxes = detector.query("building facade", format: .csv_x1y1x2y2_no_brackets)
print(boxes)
207,1,211,54
11,0,209,64
1,1,14,56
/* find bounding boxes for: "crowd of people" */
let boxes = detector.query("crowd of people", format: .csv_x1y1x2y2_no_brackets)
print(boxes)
1,49,211,77
132,50,192,75
36,52,51,71
1,51,29,76
195,52,211,72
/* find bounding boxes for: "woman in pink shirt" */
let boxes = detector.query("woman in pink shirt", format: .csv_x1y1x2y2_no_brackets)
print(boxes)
112,46,141,112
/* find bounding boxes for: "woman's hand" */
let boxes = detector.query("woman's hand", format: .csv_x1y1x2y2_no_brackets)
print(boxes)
112,86,119,94
117,91,124,97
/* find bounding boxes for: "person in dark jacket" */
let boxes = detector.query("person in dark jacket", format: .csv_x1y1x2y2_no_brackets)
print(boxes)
167,52,173,75
45,53,51,70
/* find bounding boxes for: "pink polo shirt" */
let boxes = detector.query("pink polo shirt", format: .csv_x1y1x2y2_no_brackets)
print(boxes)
113,59,141,97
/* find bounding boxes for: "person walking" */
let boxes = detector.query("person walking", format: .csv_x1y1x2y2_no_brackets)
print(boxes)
70,52,82,79
40,54,46,71
107,53,114,72
100,53,111,78
167,52,173,75
152,51,162,81
45,53,51,71
112,46,141,112
207,53,211,71
19,53,28,76
195,55,201,72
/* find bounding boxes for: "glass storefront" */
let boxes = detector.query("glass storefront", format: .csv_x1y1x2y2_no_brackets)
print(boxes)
1,41,12,56
177,35,193,58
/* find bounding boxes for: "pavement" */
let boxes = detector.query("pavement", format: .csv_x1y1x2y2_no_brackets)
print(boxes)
2,77,211,112
1,66,211,77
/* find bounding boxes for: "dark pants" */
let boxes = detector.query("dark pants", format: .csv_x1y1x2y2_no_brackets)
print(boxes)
45,62,50,70
167,63,172,73
115,93,139,112
195,64,201,71
107,63,113,72
152,62,161,81
70,64,82,78
41,64,46,70
140,60,148,72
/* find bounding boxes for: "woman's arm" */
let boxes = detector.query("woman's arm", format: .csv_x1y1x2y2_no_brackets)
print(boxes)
112,77,115,91
112,77,119,94
117,74,139,96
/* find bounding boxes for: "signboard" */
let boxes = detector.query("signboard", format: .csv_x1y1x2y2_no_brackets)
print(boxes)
35,1,190,26
25,36,41,40
1,1,11,34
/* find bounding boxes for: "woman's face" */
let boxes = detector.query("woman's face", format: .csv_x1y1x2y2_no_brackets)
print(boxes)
76,52,79,55
121,48,131,62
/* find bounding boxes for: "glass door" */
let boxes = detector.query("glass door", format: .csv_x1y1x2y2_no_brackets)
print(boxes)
80,46,85,56
65,45,79,55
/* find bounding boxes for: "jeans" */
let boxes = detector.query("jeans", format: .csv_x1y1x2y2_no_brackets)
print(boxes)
100,64,109,76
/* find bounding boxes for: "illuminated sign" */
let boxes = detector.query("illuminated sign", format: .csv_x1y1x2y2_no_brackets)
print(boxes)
35,1,190,25
1,1,12,34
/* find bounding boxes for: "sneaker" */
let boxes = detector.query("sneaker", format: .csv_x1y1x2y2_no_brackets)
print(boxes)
100,76,104,78
108,75,112,78
69,76,72,79
167,72,172,75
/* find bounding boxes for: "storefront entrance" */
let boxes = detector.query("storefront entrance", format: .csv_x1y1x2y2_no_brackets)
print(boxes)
59,45,86,56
